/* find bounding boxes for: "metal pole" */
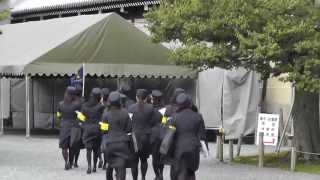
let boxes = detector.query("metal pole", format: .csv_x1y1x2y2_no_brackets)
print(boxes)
219,134,224,162
278,108,285,145
117,78,121,90
290,147,296,171
216,134,221,159
82,63,85,97
236,133,243,157
0,78,4,135
229,140,234,161
258,132,264,168
25,75,30,138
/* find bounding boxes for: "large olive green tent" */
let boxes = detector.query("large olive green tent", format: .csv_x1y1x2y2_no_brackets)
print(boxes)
0,13,195,136
24,13,195,78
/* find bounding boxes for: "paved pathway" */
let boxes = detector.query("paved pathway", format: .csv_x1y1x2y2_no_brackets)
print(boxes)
0,135,319,180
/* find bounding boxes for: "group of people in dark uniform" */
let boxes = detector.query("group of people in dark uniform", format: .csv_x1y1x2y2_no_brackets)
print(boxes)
57,86,206,180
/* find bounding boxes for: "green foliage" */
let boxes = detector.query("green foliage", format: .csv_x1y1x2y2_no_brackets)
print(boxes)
0,0,10,21
146,0,320,92
0,9,10,21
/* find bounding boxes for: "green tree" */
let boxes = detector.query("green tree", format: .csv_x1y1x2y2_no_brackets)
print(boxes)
0,0,9,34
0,0,9,20
147,0,320,159
0,9,9,21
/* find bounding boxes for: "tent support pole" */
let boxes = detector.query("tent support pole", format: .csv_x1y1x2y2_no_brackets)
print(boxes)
25,75,30,138
117,78,120,90
0,78,4,135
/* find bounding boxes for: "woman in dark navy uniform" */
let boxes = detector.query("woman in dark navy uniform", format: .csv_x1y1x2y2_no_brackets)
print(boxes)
57,86,82,170
128,89,157,180
160,88,185,179
101,91,133,180
150,90,165,180
99,88,110,170
71,86,85,168
170,93,204,180
101,87,115,180
79,88,105,174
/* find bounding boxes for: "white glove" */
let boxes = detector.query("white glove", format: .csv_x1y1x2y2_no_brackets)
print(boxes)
200,140,209,158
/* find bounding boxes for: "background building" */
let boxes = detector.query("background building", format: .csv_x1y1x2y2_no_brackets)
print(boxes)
10,0,159,24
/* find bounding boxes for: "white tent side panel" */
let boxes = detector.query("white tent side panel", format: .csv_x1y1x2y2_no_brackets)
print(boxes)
10,79,26,128
0,79,10,119
33,79,55,129
198,68,224,128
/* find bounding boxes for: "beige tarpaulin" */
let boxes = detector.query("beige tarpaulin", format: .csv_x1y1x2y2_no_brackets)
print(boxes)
198,67,261,138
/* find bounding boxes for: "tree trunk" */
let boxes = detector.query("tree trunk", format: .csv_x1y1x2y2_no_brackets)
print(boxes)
293,90,320,160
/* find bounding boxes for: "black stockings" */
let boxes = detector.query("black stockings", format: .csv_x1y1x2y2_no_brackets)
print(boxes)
115,168,126,180
74,148,80,167
141,158,148,179
152,158,164,179
131,157,148,180
86,147,99,174
62,148,70,170
173,166,196,180
62,148,68,163
106,165,114,180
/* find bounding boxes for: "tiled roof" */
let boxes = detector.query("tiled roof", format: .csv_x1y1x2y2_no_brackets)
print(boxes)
12,0,159,17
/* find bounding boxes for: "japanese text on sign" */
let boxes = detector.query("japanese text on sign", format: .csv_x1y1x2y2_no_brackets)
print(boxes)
256,113,280,146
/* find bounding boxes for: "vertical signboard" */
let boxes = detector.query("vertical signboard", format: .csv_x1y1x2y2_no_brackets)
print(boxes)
256,113,280,146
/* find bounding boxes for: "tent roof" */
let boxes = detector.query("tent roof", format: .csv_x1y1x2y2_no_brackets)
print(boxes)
22,13,195,78
0,13,108,77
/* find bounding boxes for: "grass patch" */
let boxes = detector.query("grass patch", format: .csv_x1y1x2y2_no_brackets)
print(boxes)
233,151,320,174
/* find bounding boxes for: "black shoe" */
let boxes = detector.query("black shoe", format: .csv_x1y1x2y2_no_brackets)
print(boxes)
98,160,103,168
102,164,106,170
74,163,79,168
68,162,73,169
64,162,70,170
87,168,91,174
93,167,97,173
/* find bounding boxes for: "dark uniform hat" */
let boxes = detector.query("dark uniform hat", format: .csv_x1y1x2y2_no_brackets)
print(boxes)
66,86,76,95
176,93,192,108
90,87,101,97
109,91,121,103
151,90,163,97
170,88,185,104
136,89,148,99
101,88,110,97
174,88,185,95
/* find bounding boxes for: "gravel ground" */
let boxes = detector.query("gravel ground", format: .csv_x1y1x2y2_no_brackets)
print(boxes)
0,135,319,180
